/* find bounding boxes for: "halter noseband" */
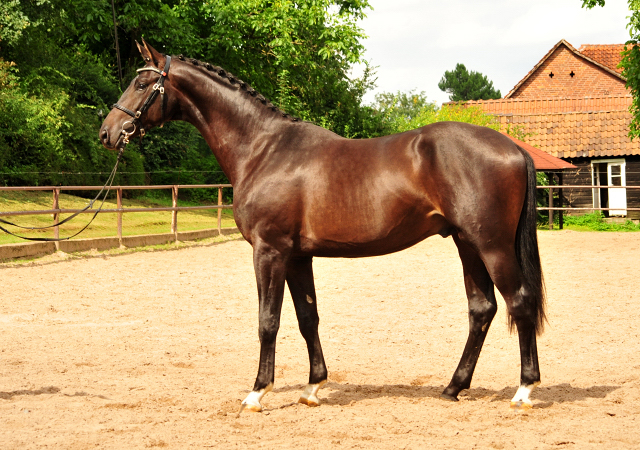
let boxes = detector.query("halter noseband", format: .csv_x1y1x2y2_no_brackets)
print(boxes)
112,55,172,145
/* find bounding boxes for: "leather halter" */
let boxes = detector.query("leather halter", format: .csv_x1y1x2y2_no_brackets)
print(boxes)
112,55,172,145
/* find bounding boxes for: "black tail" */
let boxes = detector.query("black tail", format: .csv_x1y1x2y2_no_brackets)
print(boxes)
510,147,546,336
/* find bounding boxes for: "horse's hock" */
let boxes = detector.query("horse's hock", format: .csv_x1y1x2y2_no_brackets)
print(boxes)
1,231,639,448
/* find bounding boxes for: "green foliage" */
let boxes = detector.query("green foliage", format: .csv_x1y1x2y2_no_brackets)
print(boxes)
581,1,640,140
0,0,380,193
438,63,502,102
561,212,640,231
581,0,606,8
0,0,46,48
386,102,499,134
501,123,533,141
0,60,63,185
374,90,438,126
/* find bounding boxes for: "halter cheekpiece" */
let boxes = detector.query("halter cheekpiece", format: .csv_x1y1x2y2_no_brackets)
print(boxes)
112,55,172,145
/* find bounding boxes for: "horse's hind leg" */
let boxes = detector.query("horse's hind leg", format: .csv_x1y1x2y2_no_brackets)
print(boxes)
286,256,328,406
441,234,497,401
482,247,541,410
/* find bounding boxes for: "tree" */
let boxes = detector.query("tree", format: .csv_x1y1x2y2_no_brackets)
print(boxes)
374,90,437,124
581,0,640,139
387,103,500,134
438,63,502,102
0,0,379,191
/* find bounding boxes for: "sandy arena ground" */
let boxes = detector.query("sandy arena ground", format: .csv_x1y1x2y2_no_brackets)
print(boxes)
1,231,639,449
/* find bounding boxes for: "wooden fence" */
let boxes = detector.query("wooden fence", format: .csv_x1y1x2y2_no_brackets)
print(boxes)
0,184,232,241
538,185,640,229
1,184,639,239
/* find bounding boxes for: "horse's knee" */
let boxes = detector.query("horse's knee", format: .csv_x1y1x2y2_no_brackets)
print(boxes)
469,297,497,320
258,318,280,343
468,299,497,333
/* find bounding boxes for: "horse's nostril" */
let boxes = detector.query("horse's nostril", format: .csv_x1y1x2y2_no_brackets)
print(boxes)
100,129,109,146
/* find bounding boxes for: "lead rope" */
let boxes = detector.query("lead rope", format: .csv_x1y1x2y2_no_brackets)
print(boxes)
0,148,125,242
2,56,171,242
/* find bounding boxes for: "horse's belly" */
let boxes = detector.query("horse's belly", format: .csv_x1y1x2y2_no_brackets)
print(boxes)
298,209,447,257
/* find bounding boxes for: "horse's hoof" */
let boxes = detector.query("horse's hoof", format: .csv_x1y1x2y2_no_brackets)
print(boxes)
510,382,538,411
239,384,273,414
510,399,533,411
440,393,459,402
298,395,320,407
298,380,326,407
239,401,262,414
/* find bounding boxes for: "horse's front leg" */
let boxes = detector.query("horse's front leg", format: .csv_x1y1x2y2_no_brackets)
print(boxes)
286,256,328,406
240,240,289,413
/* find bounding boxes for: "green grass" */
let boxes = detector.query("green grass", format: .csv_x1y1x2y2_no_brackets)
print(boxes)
550,212,640,232
0,190,235,245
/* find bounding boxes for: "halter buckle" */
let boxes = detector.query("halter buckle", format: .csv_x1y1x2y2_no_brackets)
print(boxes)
153,83,165,94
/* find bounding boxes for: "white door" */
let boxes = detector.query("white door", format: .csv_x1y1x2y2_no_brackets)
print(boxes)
607,161,627,216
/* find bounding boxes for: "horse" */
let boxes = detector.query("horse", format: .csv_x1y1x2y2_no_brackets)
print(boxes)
100,40,546,413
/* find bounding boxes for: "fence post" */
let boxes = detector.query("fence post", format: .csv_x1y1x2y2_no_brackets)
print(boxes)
171,185,178,241
558,172,564,230
217,187,222,235
545,172,554,230
117,188,123,245
53,188,60,250
548,186,554,230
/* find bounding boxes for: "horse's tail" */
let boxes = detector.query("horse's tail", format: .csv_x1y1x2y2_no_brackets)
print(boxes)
510,146,546,336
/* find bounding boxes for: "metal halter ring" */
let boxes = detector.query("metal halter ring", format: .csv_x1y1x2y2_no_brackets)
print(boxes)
121,120,137,144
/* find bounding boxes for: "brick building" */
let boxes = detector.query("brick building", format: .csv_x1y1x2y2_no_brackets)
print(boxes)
468,39,640,218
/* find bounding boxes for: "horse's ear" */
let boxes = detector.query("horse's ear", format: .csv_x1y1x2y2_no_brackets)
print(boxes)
136,38,164,67
136,40,153,64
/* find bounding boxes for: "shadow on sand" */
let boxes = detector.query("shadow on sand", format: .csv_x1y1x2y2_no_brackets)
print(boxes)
272,381,620,408
0,386,109,400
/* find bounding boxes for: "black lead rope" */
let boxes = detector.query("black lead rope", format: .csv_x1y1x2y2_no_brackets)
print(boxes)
0,148,125,242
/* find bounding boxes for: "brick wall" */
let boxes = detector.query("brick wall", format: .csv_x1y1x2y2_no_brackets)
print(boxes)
511,46,627,99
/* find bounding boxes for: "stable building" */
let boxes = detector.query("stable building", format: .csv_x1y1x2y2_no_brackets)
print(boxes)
468,39,640,219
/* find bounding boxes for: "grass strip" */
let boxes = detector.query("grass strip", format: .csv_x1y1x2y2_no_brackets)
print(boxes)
0,190,235,245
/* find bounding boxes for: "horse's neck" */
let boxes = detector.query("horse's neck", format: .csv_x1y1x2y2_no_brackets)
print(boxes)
174,66,284,185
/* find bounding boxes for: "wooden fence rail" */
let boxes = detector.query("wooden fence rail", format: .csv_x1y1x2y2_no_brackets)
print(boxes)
1,184,639,239
0,184,232,242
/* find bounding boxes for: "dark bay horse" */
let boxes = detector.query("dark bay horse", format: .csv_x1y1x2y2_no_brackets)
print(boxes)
100,40,546,412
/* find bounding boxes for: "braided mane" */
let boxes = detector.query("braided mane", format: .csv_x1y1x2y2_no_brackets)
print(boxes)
175,54,300,122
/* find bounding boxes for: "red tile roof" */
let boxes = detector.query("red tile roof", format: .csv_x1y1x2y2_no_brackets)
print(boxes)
502,134,577,170
469,97,640,158
465,96,631,115
578,44,625,73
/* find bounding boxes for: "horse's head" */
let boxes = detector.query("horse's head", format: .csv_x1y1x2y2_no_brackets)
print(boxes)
100,39,176,150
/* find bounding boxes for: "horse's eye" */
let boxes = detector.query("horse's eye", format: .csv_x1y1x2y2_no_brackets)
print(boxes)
136,83,147,90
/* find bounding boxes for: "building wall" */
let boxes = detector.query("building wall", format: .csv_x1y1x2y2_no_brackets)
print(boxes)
510,45,627,99
560,155,640,219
